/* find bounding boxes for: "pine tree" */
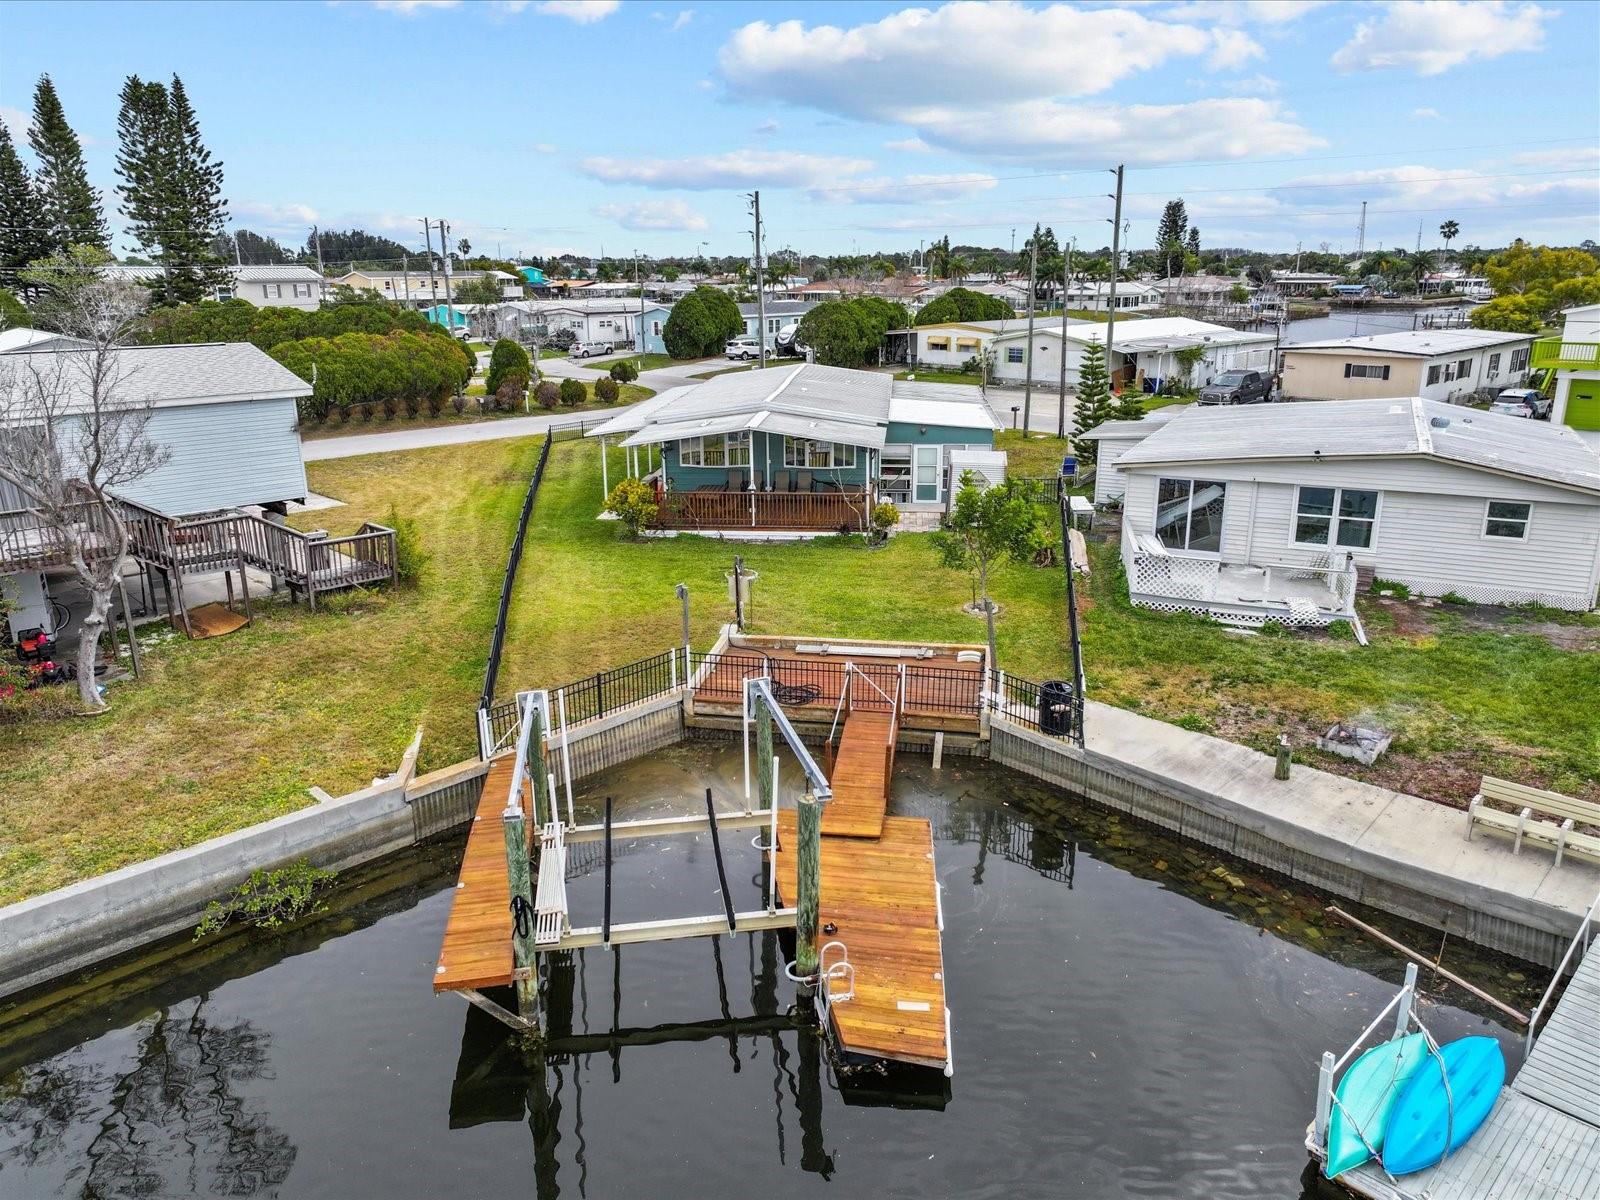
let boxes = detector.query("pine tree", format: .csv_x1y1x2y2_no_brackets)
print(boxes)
115,76,172,262
1155,199,1188,278
162,75,229,303
29,75,107,251
0,122,52,282
1071,341,1116,462
1185,227,1200,258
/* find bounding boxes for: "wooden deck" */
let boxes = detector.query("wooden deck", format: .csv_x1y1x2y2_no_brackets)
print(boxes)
1329,942,1600,1199
773,809,949,1071
433,757,521,993
824,711,893,838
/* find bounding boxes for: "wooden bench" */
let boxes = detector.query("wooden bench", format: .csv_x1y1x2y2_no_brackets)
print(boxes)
1466,776,1600,867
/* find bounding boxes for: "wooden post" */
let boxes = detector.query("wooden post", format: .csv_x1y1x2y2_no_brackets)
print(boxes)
503,807,539,1024
526,698,550,827
117,578,142,678
1274,733,1292,780
796,785,821,991
755,694,774,817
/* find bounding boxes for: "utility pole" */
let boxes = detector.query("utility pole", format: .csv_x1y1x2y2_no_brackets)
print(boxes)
233,232,242,266
402,252,410,311
1295,240,1303,272
1416,218,1424,254
1022,238,1038,431
422,219,439,316
440,218,458,333
1356,201,1367,258
313,225,324,278
750,190,768,369
1058,238,1073,438
1105,164,1125,396
634,249,645,371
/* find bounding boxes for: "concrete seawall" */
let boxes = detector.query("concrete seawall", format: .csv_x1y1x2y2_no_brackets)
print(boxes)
990,701,1600,968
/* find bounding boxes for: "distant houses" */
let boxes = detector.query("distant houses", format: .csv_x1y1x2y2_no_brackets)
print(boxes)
1281,330,1535,403
101,264,326,311
1538,303,1600,433
332,268,524,308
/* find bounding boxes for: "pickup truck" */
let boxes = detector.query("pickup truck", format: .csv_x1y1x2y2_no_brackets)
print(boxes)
1197,370,1271,405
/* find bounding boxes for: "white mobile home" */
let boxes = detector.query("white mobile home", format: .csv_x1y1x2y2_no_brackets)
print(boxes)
1542,303,1600,433
1108,398,1600,629
1075,406,1185,506
989,317,1276,391
1281,329,1534,403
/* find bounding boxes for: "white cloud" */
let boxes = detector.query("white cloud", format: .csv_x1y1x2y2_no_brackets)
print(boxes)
672,8,694,30
1410,107,1442,120
884,136,932,153
580,149,874,189
1512,145,1600,170
754,119,780,136
596,199,709,232
1160,1,1327,24
0,105,27,139
811,172,1000,205
531,142,557,153
1332,1,1551,75
1212,72,1280,95
370,0,460,12
234,200,321,226
716,4,1315,167
535,0,619,23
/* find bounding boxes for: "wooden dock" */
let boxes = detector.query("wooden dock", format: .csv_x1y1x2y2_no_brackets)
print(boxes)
434,757,520,993
771,707,950,1073
1326,928,1600,1199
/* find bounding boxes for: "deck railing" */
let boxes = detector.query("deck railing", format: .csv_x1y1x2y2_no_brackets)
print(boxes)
1530,337,1600,371
1122,518,1358,617
1526,889,1600,1052
688,649,985,720
654,487,870,532
0,501,121,571
986,669,1081,740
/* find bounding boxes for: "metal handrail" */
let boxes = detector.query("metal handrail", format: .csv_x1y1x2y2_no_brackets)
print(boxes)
826,668,852,745
1312,963,1418,1153
1526,889,1600,1052
504,690,544,822
849,661,895,706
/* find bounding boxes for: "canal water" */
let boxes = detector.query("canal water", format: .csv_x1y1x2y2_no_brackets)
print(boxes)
0,745,1544,1199
1281,305,1477,346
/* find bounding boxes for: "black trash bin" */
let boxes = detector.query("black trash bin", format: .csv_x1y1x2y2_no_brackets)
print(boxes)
1038,680,1074,736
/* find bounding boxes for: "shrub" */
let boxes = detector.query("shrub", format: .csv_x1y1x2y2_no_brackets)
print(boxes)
663,285,744,358
451,393,467,414
1369,577,1412,599
1325,619,1358,641
595,376,620,403
609,359,639,383
1440,590,1472,606
871,501,899,538
269,329,470,423
559,378,586,407
495,378,524,411
535,380,560,409
193,860,337,939
485,338,532,396
605,478,658,538
386,504,428,585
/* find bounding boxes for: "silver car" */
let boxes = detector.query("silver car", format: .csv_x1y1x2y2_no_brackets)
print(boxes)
569,340,614,359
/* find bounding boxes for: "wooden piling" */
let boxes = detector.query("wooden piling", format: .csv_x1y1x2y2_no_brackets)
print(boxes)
502,807,539,1025
756,694,775,814
1274,733,1292,780
526,700,550,826
796,786,821,989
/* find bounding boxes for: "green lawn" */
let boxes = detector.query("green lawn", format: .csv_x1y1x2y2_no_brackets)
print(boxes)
893,369,981,386
5,434,1595,903
601,352,679,372
689,361,792,380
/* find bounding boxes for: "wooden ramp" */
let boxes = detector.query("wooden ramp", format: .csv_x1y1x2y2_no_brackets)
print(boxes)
825,711,893,838
773,808,950,1072
183,602,249,639
434,757,521,993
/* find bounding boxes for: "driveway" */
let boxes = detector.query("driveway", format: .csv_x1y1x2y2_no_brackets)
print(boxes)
302,407,636,461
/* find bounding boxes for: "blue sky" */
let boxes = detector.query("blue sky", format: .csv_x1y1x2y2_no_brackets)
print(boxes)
3,0,1597,263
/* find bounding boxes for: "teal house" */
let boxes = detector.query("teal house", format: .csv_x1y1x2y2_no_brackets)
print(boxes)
422,304,470,331
586,363,1002,532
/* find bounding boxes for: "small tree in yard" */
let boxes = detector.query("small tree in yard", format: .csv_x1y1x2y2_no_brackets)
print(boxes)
0,246,167,711
385,504,428,585
495,378,523,412
1172,344,1207,393
608,359,638,383
534,379,560,409
1070,340,1116,463
485,338,530,397
558,377,586,407
932,472,1051,668
605,477,657,539
595,376,620,403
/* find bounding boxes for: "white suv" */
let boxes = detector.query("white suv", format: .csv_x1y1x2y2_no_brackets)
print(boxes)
726,337,761,360
569,340,614,359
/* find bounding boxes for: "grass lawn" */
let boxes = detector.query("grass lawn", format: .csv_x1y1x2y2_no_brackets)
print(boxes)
995,429,1072,475
689,361,793,380
893,369,981,386
6,436,1595,903
467,341,490,353
1141,393,1193,411
299,385,652,439
592,352,680,372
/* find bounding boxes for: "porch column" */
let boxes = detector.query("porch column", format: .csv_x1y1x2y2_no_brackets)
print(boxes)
600,434,609,499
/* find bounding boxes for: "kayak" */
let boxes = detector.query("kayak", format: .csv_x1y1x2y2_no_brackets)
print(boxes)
1325,1032,1430,1178
1382,1036,1506,1175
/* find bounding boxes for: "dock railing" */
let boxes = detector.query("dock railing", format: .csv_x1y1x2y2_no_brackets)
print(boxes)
1309,962,1419,1157
1526,889,1600,1053
986,669,1082,740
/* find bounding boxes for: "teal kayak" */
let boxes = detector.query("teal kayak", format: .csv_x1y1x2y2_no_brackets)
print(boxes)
1382,1036,1505,1175
1325,1032,1430,1178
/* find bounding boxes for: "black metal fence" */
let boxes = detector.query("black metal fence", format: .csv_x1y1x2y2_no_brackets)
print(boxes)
549,648,680,724
480,431,554,710
687,649,989,718
987,669,1082,742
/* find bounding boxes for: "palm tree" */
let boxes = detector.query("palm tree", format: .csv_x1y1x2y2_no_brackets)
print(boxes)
1439,220,1460,255
946,254,970,283
1406,249,1437,288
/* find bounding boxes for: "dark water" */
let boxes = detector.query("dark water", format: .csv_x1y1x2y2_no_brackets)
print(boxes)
0,747,1543,1199
1282,305,1476,346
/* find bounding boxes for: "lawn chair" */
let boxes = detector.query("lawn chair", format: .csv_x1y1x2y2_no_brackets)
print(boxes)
796,469,813,492
726,468,745,491
751,470,765,492
773,469,791,492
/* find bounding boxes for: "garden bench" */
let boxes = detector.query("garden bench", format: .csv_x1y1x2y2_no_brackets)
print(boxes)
1465,775,1600,867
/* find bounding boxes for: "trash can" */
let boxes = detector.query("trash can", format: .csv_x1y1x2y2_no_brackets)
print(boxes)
1060,454,1077,478
1038,680,1074,736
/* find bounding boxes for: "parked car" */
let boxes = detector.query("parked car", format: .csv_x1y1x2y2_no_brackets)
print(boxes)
1493,387,1551,419
726,337,761,361
1489,399,1533,418
569,340,614,359
1197,370,1271,405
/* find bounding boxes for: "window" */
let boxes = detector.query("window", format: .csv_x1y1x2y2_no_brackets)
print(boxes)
678,433,750,467
1484,500,1530,540
1155,478,1227,553
1006,347,1024,363
652,320,661,336
956,338,980,351
212,286,233,302
768,317,780,333
782,437,856,468
1509,346,1530,373
1294,486,1378,549
1343,363,1391,380
1486,352,1501,378
1456,358,1472,379
927,336,951,351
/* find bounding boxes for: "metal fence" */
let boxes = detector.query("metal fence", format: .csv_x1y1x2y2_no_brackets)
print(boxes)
549,648,680,725
687,650,987,719
480,432,554,710
987,669,1082,741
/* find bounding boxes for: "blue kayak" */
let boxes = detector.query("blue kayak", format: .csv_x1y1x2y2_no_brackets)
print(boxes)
1382,1036,1506,1175
1325,1032,1430,1178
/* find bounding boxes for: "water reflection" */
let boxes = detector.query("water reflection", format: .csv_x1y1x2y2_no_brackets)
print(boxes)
1,998,294,1197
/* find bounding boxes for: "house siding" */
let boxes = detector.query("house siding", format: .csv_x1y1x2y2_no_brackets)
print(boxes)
112,398,308,516
1093,435,1148,504
1123,454,1600,608
1280,353,1424,401
663,431,869,491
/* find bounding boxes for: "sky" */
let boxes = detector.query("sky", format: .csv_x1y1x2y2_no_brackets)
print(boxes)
2,0,1597,265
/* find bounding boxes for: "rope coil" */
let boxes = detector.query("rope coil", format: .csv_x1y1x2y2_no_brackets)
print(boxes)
509,895,534,939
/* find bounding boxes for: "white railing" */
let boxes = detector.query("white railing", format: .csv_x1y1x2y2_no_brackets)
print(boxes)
1123,525,1358,619
1527,889,1600,1053
1311,962,1419,1154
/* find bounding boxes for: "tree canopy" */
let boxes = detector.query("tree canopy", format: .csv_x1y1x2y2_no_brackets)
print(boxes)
269,331,471,422
137,296,453,351
795,296,908,367
1470,242,1600,332
29,75,107,251
485,338,531,397
913,286,1015,326
662,285,743,358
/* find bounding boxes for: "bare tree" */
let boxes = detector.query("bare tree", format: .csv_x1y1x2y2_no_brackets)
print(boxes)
0,246,166,709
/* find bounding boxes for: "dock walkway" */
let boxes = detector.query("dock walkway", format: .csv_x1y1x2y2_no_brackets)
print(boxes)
433,757,520,992
1331,932,1600,1199
824,710,893,838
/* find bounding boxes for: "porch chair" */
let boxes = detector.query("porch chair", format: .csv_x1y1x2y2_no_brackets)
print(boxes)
751,470,764,492
726,468,745,491
773,470,791,492
796,469,813,492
